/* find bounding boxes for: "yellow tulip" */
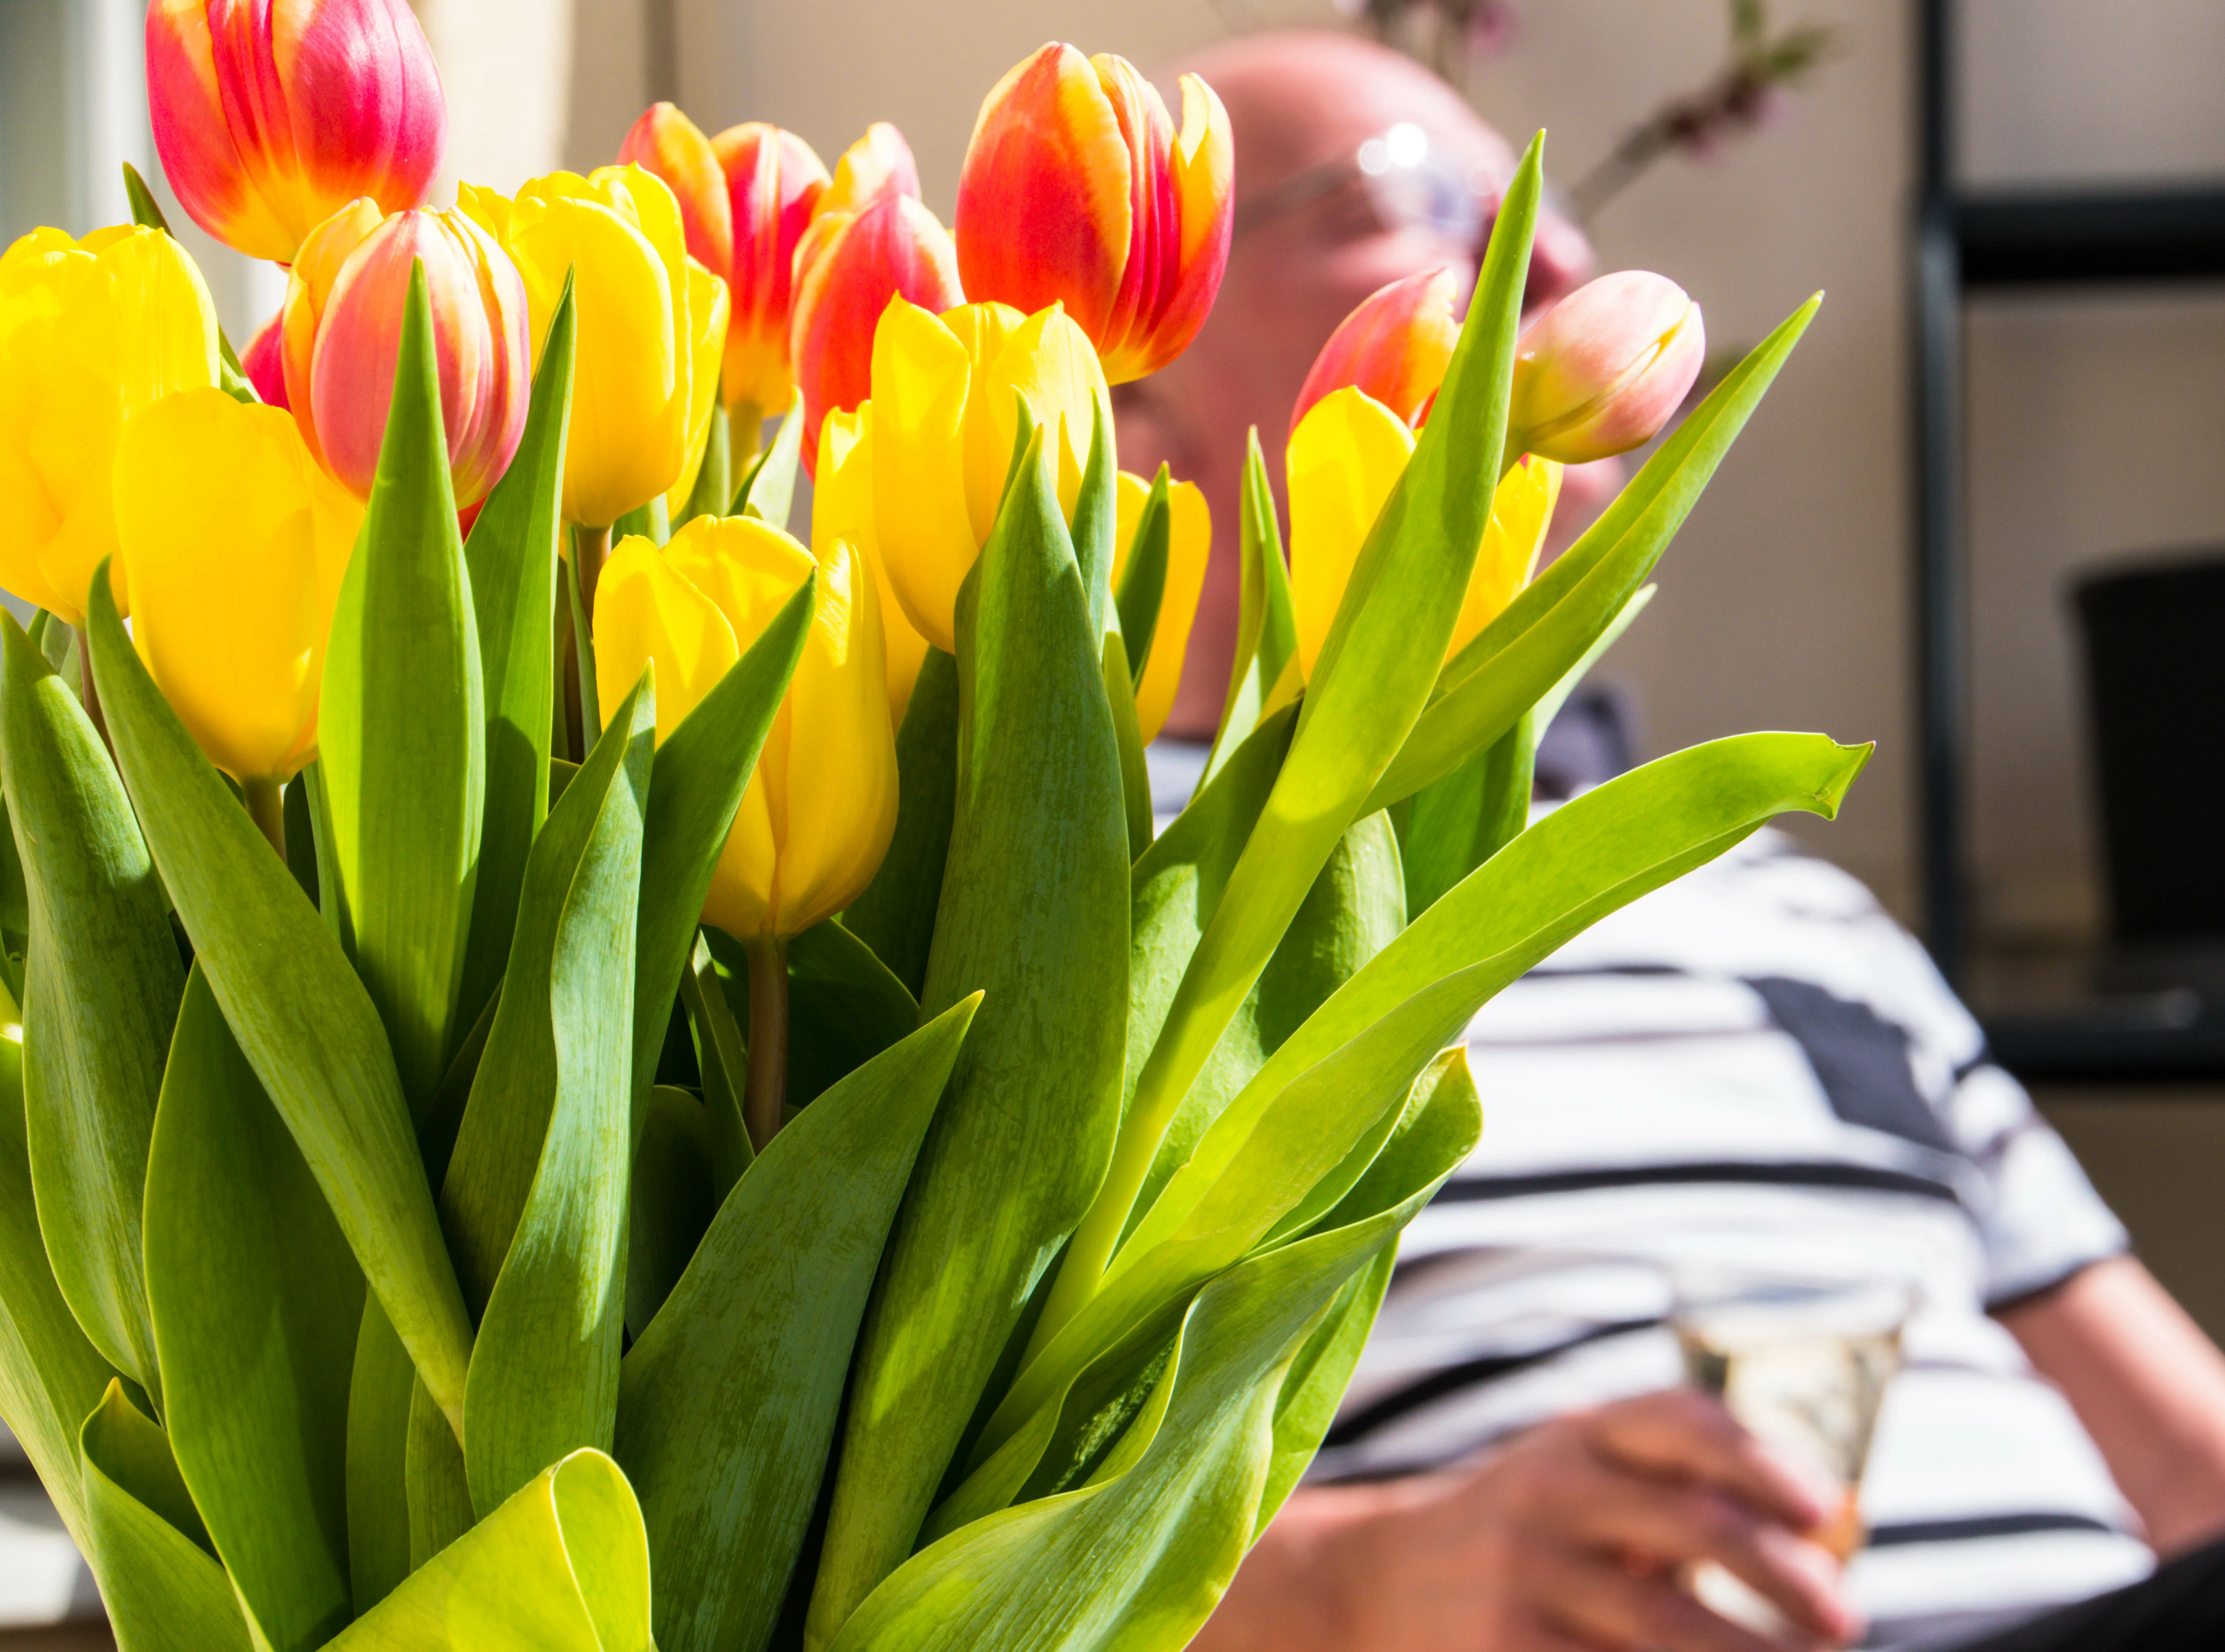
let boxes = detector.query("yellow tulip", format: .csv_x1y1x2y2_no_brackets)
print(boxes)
461,164,705,530
592,515,896,942
113,388,363,785
815,403,928,723
869,298,1107,652
1110,469,1209,743
0,225,220,623
1289,385,1562,679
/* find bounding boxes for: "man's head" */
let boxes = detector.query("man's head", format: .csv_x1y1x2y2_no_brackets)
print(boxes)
1116,29,1602,737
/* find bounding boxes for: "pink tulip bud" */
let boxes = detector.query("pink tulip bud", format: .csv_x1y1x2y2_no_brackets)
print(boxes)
1508,271,1705,463
146,0,446,265
618,102,735,285
1291,267,1461,436
955,44,1233,383
710,123,831,414
281,205,531,508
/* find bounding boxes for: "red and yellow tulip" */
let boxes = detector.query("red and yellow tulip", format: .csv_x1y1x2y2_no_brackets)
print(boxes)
113,387,361,782
593,515,897,941
955,43,1232,384
1510,270,1706,464
869,299,1106,654
710,123,830,418
1291,267,1460,434
278,201,531,508
145,0,445,266
1110,469,1209,743
617,102,736,287
1289,387,1561,678
0,225,221,624
790,189,961,480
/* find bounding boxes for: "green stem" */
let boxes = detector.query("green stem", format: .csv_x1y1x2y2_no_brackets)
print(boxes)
77,641,111,754
243,778,287,861
741,933,788,1151
576,522,613,614
679,935,749,1138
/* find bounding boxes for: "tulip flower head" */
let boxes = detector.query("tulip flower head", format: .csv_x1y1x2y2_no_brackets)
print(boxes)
1291,267,1460,434
113,387,362,782
463,165,710,529
870,298,1108,653
789,188,962,477
956,43,1233,383
593,516,897,941
278,202,531,508
1289,386,1560,677
710,123,830,416
618,102,736,282
819,123,921,218
1509,270,1705,464
241,308,288,406
0,225,221,624
146,0,446,265
1110,469,1210,743
815,403,928,723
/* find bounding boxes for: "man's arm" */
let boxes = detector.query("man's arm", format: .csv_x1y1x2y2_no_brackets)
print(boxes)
1191,1389,1858,1652
1998,1254,2225,1555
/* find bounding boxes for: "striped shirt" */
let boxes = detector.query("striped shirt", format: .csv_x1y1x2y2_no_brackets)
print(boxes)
1310,823,2152,1648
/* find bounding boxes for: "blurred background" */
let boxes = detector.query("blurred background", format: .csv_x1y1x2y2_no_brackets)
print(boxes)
3,0,2225,1639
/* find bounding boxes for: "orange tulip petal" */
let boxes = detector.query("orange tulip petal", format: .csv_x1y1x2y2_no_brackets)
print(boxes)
618,101,736,281
712,123,829,411
1292,267,1460,435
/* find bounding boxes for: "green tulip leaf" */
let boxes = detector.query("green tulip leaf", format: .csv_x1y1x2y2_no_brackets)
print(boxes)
1202,429,1298,787
320,262,487,1116
1257,1244,1394,1532
616,995,976,1652
734,390,806,530
344,1301,415,1615
0,613,179,1400
1102,634,1154,859
459,276,575,1039
85,561,474,1444
842,645,959,998
1368,298,1820,813
80,1380,253,1652
1071,393,1119,640
674,403,732,531
443,674,652,1514
1114,464,1173,683
0,792,31,1003
407,1376,474,1570
622,1084,743,1339
326,1449,653,1652
810,422,1132,1640
630,574,814,1125
0,1035,119,1553
141,965,360,1652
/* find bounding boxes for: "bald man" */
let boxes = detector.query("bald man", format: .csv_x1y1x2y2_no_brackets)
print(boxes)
1118,30,2225,1652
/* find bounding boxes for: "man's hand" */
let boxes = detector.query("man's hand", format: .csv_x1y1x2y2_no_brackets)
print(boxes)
1192,1388,1861,1652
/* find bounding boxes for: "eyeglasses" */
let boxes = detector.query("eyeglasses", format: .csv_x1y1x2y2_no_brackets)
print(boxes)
1233,122,1503,251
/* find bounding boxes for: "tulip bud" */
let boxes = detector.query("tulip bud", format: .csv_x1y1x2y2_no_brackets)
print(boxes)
146,0,445,265
1289,386,1561,677
617,103,736,282
0,225,221,623
815,403,928,723
956,44,1233,383
279,204,531,508
592,516,897,940
869,298,1107,653
463,165,708,528
790,192,962,478
113,388,362,782
820,123,920,218
709,123,829,420
241,308,287,406
1291,267,1460,435
1508,271,1705,463
1110,469,1210,743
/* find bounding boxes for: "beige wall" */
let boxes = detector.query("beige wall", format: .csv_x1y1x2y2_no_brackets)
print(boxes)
473,0,2225,937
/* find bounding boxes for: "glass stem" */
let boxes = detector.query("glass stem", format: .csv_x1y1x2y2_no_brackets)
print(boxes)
742,933,789,1150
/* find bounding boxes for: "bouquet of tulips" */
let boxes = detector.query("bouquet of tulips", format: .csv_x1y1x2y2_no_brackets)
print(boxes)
0,4,1865,1649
